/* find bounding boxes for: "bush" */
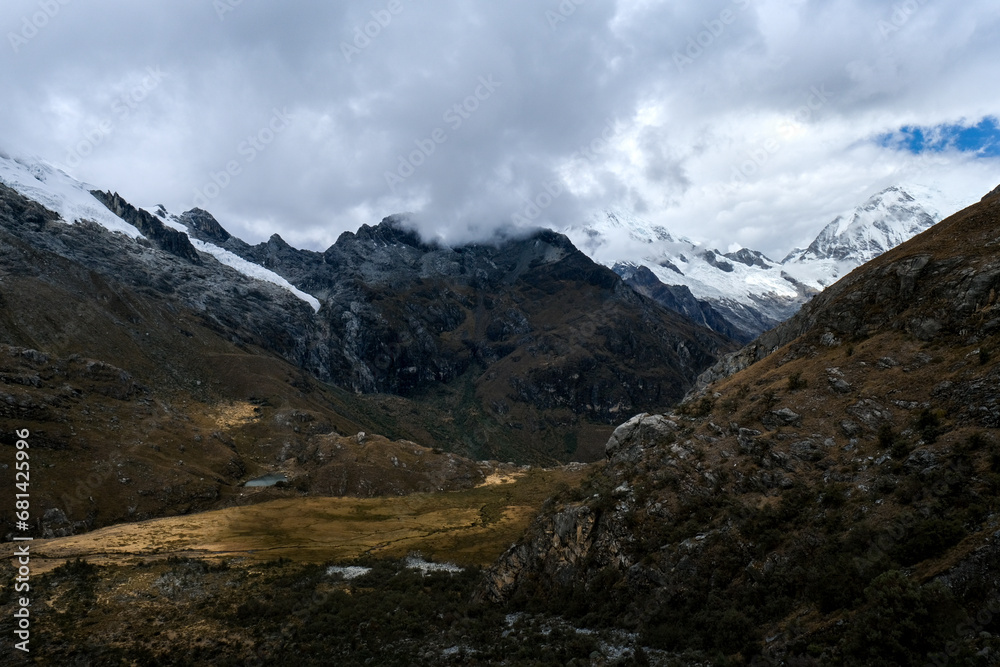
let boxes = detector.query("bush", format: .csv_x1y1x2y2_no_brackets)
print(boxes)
787,372,808,391
842,571,960,665
915,408,942,443
891,517,966,566
877,424,895,449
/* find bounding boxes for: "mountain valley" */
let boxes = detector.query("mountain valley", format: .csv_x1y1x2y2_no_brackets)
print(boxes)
1,147,998,664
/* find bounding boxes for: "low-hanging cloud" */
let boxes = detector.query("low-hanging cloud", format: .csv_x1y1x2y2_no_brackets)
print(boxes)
1,0,998,258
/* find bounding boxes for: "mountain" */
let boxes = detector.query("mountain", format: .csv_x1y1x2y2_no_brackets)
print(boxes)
480,184,1000,663
0,150,734,474
562,185,965,342
0,168,498,539
168,206,735,462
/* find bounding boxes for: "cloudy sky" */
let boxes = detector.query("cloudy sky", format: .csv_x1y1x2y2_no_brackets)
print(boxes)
2,0,999,258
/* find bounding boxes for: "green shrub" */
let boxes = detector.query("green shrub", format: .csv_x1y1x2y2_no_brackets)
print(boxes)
891,517,966,566
842,571,959,665
915,408,942,443
787,372,808,391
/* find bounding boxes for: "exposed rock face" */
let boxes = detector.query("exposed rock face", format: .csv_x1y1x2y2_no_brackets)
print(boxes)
477,503,598,604
179,207,231,243
3,183,734,464
479,188,1000,660
604,412,679,460
614,263,748,342
176,209,735,461
90,190,201,262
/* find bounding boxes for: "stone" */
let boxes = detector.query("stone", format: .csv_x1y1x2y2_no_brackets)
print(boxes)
605,413,678,460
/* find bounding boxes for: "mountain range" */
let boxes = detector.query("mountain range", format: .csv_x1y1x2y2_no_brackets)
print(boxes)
0,147,735,541
2,143,1000,663
563,184,967,341
481,182,1000,663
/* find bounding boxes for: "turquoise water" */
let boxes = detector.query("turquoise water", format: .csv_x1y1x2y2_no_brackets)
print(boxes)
244,473,288,488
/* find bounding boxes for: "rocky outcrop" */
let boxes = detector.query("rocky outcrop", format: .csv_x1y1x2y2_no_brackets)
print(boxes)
178,207,230,243
477,503,597,603
90,190,201,262
689,193,1000,397
615,263,749,342
604,412,679,460
479,187,1000,660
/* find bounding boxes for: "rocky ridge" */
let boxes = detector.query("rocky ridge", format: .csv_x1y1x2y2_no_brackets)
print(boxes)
163,206,735,462
563,186,962,342
479,184,1000,663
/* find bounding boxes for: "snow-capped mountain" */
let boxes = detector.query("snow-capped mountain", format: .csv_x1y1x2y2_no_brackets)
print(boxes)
779,184,962,290
0,147,143,239
0,148,320,311
562,185,968,341
562,208,814,341
0,146,969,345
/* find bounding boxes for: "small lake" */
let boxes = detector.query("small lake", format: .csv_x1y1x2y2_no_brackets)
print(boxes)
244,473,288,488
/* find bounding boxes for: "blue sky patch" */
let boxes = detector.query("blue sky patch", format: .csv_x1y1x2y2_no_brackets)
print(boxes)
877,116,1000,157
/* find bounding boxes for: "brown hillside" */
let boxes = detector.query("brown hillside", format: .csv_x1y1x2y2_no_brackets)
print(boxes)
481,187,1000,664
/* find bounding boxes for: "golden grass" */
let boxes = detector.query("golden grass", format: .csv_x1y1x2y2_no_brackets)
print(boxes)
4,466,589,574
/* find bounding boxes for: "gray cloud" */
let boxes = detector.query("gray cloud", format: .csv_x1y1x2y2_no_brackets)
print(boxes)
1,0,998,258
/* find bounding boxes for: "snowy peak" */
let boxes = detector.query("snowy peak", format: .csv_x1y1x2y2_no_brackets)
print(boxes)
0,148,144,239
561,209,810,342
563,208,679,256
724,248,777,270
179,208,232,244
561,185,966,342
149,203,321,312
0,150,320,312
785,186,938,265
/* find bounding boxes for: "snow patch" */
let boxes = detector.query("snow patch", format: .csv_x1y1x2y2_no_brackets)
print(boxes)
326,566,372,580
404,556,463,574
188,237,321,312
0,150,143,239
